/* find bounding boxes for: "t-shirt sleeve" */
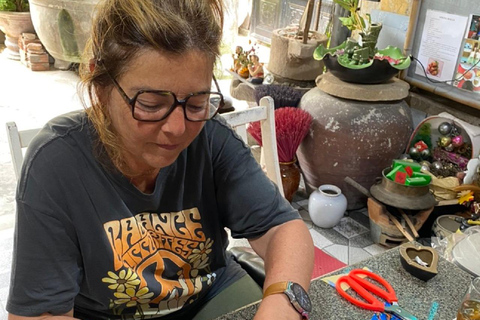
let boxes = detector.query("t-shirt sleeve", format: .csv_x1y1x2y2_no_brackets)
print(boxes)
7,143,82,316
208,118,301,239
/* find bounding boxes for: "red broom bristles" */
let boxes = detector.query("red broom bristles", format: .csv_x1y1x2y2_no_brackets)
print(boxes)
247,107,312,162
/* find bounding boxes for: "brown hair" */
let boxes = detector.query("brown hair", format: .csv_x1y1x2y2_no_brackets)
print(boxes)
79,0,224,174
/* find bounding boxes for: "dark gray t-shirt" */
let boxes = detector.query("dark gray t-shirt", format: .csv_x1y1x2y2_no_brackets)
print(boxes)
7,110,300,319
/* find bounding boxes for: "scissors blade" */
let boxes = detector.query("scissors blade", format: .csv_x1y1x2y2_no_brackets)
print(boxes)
385,304,418,320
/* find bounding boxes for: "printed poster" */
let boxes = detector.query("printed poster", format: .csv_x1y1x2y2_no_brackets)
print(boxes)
453,14,480,93
415,10,469,82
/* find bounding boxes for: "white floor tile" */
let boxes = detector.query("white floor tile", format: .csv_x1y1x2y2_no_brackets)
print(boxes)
309,229,333,249
363,243,388,256
0,299,7,320
333,217,369,239
323,244,348,264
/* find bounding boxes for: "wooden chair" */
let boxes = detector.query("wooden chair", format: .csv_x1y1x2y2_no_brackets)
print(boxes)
6,122,41,180
220,96,284,196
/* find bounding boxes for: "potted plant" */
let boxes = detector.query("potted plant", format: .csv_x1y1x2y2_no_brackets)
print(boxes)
313,0,411,84
0,0,35,60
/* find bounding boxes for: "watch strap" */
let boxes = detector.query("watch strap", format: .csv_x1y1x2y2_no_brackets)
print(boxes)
263,281,289,298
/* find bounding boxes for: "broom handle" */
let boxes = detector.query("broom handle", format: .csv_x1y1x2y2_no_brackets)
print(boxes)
344,176,371,198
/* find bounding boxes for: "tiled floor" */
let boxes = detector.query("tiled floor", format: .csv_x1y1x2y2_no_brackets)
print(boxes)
0,52,388,319
293,191,387,265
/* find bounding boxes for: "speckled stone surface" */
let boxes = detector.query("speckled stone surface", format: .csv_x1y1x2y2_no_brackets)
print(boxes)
214,245,474,320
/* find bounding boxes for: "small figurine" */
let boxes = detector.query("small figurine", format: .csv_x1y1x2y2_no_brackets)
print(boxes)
232,46,244,73
247,54,264,84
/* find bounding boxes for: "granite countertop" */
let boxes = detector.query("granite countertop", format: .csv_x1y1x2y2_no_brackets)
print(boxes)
215,245,474,320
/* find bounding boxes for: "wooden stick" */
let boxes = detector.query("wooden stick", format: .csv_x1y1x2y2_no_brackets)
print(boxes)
398,209,420,238
385,211,415,242
303,0,315,44
314,0,323,31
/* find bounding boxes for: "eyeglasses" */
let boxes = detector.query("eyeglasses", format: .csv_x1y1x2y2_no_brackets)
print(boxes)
103,65,225,122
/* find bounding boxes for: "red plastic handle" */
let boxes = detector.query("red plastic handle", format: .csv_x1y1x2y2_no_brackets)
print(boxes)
336,275,385,311
335,269,398,312
349,269,398,303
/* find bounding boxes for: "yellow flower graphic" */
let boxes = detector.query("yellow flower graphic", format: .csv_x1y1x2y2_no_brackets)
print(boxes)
188,238,213,263
102,269,141,293
190,256,210,278
114,287,154,308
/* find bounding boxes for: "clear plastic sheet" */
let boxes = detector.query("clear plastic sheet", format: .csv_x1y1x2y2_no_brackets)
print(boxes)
432,226,480,265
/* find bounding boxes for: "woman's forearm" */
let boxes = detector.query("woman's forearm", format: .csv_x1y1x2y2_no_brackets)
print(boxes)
251,219,314,291
249,219,314,319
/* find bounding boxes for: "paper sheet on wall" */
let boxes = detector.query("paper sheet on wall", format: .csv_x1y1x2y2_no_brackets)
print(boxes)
415,10,469,82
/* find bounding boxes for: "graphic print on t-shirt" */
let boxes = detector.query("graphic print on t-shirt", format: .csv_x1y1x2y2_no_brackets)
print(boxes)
102,207,216,318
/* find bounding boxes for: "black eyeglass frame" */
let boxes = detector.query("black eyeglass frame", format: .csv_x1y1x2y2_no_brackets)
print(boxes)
102,64,225,122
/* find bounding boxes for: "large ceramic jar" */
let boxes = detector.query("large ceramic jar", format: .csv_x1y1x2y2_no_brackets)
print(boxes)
297,73,413,210
308,184,347,228
28,0,99,67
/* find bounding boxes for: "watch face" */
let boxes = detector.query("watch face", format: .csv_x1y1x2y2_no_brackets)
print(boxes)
291,283,312,312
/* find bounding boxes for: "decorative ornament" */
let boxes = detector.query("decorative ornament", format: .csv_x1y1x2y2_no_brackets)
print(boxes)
421,149,431,159
439,136,451,148
409,147,421,161
438,122,452,135
451,135,464,148
421,164,430,172
414,141,428,152
445,144,454,152
451,125,462,136
399,154,411,160
420,160,431,167
432,161,443,170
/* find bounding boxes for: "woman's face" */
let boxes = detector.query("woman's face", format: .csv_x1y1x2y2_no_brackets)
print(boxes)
106,49,214,174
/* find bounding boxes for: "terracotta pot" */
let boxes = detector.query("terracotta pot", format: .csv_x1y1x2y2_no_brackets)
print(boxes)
279,159,301,202
297,87,413,210
0,11,35,60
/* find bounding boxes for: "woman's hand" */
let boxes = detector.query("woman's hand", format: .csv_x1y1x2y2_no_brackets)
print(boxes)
254,294,302,320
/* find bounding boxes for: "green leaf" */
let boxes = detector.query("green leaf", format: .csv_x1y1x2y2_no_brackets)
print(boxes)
339,16,355,30
0,0,17,11
332,0,353,12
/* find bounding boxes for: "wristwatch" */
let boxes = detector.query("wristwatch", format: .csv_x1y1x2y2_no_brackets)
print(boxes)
263,281,312,319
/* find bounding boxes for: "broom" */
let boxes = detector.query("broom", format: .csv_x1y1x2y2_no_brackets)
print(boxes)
248,107,312,162
254,85,305,109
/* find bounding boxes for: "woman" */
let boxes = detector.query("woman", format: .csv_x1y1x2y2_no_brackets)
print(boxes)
247,54,264,84
7,0,314,319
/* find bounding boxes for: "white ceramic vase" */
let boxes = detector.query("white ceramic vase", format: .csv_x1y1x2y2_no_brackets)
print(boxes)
308,184,347,228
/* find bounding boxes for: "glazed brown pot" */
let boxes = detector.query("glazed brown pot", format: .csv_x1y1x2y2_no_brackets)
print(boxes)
279,159,301,202
297,87,413,210
0,11,35,60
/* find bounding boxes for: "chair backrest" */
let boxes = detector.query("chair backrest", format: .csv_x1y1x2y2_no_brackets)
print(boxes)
6,122,41,180
220,96,284,197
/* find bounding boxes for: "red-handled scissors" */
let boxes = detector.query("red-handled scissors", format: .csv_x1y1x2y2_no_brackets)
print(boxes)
335,269,418,320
